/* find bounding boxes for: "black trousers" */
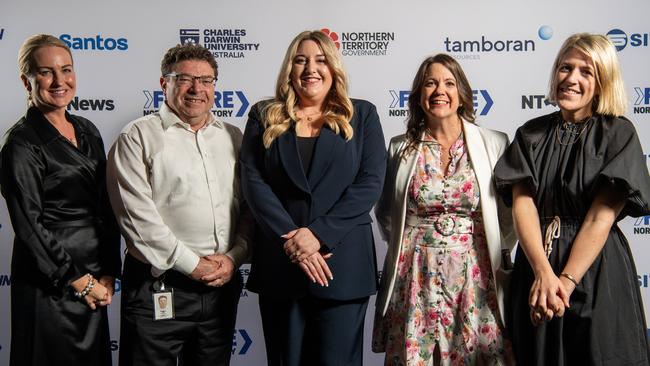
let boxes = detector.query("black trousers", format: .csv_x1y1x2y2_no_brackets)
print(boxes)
119,255,242,366
259,294,369,366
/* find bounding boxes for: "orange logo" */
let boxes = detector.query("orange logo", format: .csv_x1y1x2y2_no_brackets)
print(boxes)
321,28,340,49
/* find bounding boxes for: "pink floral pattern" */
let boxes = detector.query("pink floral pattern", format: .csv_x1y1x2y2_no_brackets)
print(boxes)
374,133,512,365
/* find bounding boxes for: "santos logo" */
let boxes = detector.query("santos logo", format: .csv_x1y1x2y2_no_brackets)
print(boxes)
606,29,649,52
388,89,493,116
232,329,252,355
59,34,128,51
633,87,650,114
143,90,249,117
67,96,115,112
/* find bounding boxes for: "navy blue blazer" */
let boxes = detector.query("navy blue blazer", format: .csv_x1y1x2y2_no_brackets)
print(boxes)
240,99,386,300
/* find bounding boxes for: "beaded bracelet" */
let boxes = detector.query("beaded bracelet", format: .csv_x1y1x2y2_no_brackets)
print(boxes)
560,272,579,287
74,273,95,298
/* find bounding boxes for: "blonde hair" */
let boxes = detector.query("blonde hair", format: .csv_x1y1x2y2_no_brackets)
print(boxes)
262,30,354,148
548,33,627,117
18,34,72,77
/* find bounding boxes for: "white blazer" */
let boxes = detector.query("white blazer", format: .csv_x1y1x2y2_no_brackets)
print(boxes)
374,120,516,324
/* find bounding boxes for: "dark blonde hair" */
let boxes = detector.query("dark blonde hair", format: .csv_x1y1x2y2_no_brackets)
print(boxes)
404,54,475,155
548,33,627,117
18,34,72,77
262,30,353,148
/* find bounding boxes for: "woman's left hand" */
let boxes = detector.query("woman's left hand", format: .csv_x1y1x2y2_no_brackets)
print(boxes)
283,227,321,262
97,276,115,306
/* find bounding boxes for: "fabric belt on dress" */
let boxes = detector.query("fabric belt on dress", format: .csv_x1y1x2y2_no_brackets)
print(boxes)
405,214,474,236
43,217,100,229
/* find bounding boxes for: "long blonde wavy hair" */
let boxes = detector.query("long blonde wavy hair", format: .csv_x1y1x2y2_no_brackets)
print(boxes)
262,30,354,148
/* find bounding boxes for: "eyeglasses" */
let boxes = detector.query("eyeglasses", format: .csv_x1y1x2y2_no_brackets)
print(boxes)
165,72,217,87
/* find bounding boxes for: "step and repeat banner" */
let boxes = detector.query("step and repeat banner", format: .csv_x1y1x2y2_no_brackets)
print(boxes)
1,0,649,364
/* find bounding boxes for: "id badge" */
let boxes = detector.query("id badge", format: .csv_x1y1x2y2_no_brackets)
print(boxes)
152,279,175,321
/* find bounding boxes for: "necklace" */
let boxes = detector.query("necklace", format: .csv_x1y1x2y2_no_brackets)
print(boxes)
65,135,78,146
297,109,323,122
555,116,591,146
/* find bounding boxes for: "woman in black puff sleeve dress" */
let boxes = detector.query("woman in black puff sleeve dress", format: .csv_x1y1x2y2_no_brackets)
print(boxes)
0,34,120,366
494,33,650,365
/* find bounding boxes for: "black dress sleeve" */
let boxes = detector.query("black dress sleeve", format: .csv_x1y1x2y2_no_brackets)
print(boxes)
493,126,539,207
594,118,650,218
0,138,83,289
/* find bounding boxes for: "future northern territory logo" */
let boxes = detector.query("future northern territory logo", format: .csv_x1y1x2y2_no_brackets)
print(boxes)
143,90,249,118
387,89,493,117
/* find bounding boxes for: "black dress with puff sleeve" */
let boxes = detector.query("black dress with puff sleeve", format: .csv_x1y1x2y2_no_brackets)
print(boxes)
494,111,650,366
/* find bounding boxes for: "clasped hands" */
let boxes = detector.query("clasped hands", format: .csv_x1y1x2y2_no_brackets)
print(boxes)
71,275,115,310
190,254,235,287
528,269,577,326
283,227,333,287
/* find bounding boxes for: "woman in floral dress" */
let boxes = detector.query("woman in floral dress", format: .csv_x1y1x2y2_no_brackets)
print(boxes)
373,54,516,365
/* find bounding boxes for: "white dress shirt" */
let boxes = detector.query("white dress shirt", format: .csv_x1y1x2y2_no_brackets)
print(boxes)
107,102,250,277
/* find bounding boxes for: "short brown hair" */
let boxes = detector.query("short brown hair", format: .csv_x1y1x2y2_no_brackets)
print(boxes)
160,43,218,78
18,34,72,77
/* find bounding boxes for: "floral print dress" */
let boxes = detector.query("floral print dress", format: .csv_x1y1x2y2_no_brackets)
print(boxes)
374,133,510,366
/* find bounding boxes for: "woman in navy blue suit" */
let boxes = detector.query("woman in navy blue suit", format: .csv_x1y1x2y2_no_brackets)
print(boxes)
240,30,386,365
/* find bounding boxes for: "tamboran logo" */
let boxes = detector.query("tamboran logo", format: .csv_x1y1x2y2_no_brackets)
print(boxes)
445,26,550,60
607,29,649,51
633,215,650,234
59,34,128,51
179,28,259,59
323,27,395,56
521,94,555,109
388,89,493,116
232,329,252,355
633,87,650,114
143,90,249,118
67,96,115,112
0,274,11,286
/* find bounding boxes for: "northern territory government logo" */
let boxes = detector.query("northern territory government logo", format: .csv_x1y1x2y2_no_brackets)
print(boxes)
321,28,395,56
179,28,259,58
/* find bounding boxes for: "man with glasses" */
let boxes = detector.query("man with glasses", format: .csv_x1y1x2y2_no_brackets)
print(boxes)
107,43,250,366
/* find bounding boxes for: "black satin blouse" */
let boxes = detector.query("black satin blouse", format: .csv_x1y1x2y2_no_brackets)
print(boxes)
0,107,121,289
